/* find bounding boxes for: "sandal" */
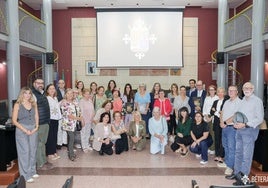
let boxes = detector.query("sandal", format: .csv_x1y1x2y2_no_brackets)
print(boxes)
180,149,189,157
214,157,219,162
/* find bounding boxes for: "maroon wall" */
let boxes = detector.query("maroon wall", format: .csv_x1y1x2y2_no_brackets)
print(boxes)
0,50,36,100
52,8,96,88
184,8,218,87
236,0,253,13
236,55,251,83
19,1,41,18
0,50,7,100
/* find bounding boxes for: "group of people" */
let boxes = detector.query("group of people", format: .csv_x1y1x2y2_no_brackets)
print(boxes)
11,78,263,186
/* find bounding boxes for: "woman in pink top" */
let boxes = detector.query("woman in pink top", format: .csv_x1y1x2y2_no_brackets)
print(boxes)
154,89,172,121
79,88,95,153
112,88,123,113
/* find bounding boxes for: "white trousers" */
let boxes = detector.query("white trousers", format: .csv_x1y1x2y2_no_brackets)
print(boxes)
80,122,92,150
57,119,67,145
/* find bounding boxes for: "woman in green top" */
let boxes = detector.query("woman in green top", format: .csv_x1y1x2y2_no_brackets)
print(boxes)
105,80,117,100
170,106,193,156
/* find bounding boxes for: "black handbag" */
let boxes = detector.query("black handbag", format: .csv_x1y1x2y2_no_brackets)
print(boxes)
75,107,82,131
76,121,82,131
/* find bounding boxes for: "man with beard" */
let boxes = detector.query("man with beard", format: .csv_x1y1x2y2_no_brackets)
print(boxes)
32,78,53,170
226,82,264,186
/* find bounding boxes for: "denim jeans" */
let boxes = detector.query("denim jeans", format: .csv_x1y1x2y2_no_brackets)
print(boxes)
190,136,213,161
222,126,236,169
234,128,259,175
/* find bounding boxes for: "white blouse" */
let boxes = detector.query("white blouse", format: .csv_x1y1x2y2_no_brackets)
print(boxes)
47,96,62,120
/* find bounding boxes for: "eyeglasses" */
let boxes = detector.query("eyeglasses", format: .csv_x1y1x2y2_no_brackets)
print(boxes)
243,87,253,90
35,82,44,84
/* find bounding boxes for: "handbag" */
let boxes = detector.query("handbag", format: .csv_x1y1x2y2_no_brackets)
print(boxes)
75,106,82,131
76,121,82,131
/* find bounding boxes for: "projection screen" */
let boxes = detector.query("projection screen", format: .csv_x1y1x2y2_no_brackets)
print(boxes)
96,9,183,68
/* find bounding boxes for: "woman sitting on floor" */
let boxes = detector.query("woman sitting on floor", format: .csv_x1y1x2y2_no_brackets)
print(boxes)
111,111,129,154
93,112,114,155
190,112,213,165
128,111,147,151
170,106,192,157
148,107,168,155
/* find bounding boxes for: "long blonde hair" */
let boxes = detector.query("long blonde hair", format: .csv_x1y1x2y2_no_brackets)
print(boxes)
16,87,36,106
132,111,142,121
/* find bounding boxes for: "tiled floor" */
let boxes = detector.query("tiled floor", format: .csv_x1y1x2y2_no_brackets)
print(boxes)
1,141,266,188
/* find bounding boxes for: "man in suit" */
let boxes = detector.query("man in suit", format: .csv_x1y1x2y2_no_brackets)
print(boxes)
128,111,147,151
56,79,65,102
186,79,196,97
189,80,207,118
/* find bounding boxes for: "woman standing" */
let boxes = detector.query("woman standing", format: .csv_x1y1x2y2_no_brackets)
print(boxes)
12,87,39,183
111,111,129,154
148,107,168,155
93,112,114,155
105,80,116,100
79,88,95,153
46,84,62,160
129,111,147,151
122,83,135,130
210,87,227,163
202,85,218,154
60,88,83,161
170,107,192,157
134,83,151,137
149,82,161,114
174,85,191,120
190,112,213,165
167,83,179,139
94,86,107,112
112,89,123,113
76,81,84,101
89,82,98,96
154,89,172,120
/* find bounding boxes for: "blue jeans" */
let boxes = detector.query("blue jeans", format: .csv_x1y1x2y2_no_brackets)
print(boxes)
190,137,213,161
222,126,236,169
234,128,259,175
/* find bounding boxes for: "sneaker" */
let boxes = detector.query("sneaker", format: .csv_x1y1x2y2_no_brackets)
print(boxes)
180,150,189,157
217,162,227,168
225,167,233,175
75,144,82,149
32,174,39,178
195,154,201,158
200,160,208,165
26,178,34,183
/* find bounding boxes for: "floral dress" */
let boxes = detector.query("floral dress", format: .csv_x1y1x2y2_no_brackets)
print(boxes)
60,100,81,132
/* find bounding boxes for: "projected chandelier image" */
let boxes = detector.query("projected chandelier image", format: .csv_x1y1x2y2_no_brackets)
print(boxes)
123,19,157,60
